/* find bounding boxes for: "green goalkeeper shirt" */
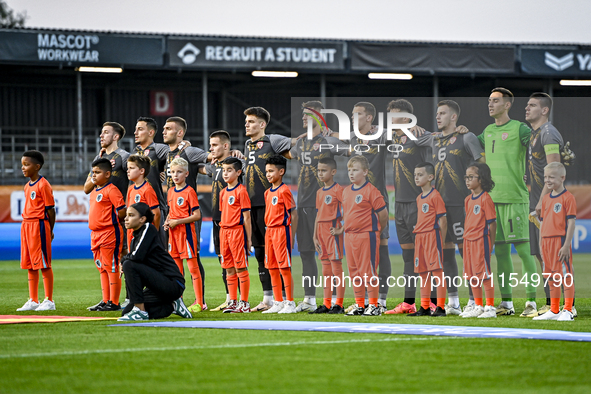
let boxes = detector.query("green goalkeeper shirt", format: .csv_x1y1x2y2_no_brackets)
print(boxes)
477,119,531,204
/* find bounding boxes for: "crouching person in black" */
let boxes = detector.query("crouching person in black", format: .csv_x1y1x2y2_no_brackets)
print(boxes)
118,202,192,321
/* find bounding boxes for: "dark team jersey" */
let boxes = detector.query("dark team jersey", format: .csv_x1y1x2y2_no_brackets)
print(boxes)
527,122,564,208
89,148,130,199
205,159,245,221
392,132,430,203
291,134,333,208
164,146,208,192
244,134,291,207
133,142,168,210
417,131,484,206
347,126,388,199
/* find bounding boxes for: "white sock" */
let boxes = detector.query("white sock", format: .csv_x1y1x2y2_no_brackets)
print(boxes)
331,296,336,306
365,298,369,305
378,298,387,307
467,299,476,306
263,295,273,305
225,294,231,303
449,296,460,308
304,296,316,305
527,301,537,309
500,301,514,309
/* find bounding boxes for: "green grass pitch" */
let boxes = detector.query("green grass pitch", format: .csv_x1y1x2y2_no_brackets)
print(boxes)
2,254,591,393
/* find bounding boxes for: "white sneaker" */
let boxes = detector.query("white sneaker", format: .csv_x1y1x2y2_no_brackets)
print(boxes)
520,301,537,317
478,305,497,318
462,305,484,318
461,303,475,316
35,298,56,311
345,303,358,314
295,301,317,313
121,299,131,309
533,310,560,320
17,299,39,311
557,309,574,321
445,304,462,316
262,301,285,314
572,306,578,318
278,301,297,314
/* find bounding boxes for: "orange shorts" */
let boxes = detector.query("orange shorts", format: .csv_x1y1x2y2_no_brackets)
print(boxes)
541,236,574,278
414,230,443,273
20,219,52,270
343,231,379,278
463,237,492,280
91,228,123,273
220,226,249,269
168,222,199,259
317,222,343,261
265,226,292,269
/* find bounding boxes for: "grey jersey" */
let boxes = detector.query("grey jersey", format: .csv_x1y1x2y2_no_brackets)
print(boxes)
527,122,564,208
392,132,430,203
90,147,130,199
132,142,169,210
244,134,291,207
417,131,484,206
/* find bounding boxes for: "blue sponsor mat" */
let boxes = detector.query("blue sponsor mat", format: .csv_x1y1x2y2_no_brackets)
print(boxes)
113,320,591,342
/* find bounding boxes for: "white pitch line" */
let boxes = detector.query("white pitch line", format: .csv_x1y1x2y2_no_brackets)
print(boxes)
0,336,455,359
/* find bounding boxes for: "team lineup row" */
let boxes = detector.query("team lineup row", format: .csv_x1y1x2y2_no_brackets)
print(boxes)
15,88,577,321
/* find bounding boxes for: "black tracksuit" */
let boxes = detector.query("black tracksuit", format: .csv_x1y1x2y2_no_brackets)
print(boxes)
121,223,185,319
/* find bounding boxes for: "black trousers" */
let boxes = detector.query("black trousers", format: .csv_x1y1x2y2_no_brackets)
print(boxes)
122,260,184,319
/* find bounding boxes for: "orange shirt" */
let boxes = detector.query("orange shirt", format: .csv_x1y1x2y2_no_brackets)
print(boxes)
219,183,251,228
22,176,55,221
540,189,576,238
127,181,159,210
264,183,294,228
342,181,386,233
414,187,446,234
316,182,344,225
167,184,200,220
463,191,496,241
89,183,126,231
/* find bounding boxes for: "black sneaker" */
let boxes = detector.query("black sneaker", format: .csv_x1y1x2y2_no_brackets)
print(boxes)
431,306,447,317
97,301,121,311
309,305,331,314
88,300,107,311
328,304,345,314
408,306,431,316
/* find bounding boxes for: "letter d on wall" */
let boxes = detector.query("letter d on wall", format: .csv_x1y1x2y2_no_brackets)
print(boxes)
150,91,174,116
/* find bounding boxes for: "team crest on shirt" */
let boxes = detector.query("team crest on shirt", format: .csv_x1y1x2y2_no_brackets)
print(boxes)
95,259,101,268
134,194,141,203
355,194,363,204
30,191,36,200
96,194,103,202
110,159,116,168
313,143,320,151
450,136,457,144
473,205,481,215
175,155,180,159
554,203,562,213
502,133,509,141
144,149,150,156
532,136,538,146
257,141,264,149
422,203,429,213
415,257,419,267
177,197,185,206
272,196,279,205
401,136,407,144
228,196,235,205
324,195,332,205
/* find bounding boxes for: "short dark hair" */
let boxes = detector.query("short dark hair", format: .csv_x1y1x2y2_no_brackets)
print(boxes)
92,158,112,174
387,99,414,114
437,100,461,117
416,162,435,176
353,101,376,120
210,130,231,145
127,154,151,177
103,122,126,139
318,157,337,170
529,92,553,113
266,154,287,171
137,117,158,132
166,116,187,132
22,150,45,167
469,162,495,193
222,156,242,172
302,101,324,111
244,107,271,125
491,87,514,104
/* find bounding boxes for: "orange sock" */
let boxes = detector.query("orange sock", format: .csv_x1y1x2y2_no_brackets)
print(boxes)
564,276,575,312
331,260,345,300
280,268,293,301
419,272,430,309
227,273,238,301
28,269,39,303
107,271,121,305
321,260,332,308
269,268,283,301
550,297,560,314
100,271,110,303
237,270,250,302
173,258,184,276
336,298,344,307
471,281,484,306
187,258,203,307
550,280,561,314
433,270,446,308
41,268,53,301
355,297,365,308
564,298,574,312
483,278,495,307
